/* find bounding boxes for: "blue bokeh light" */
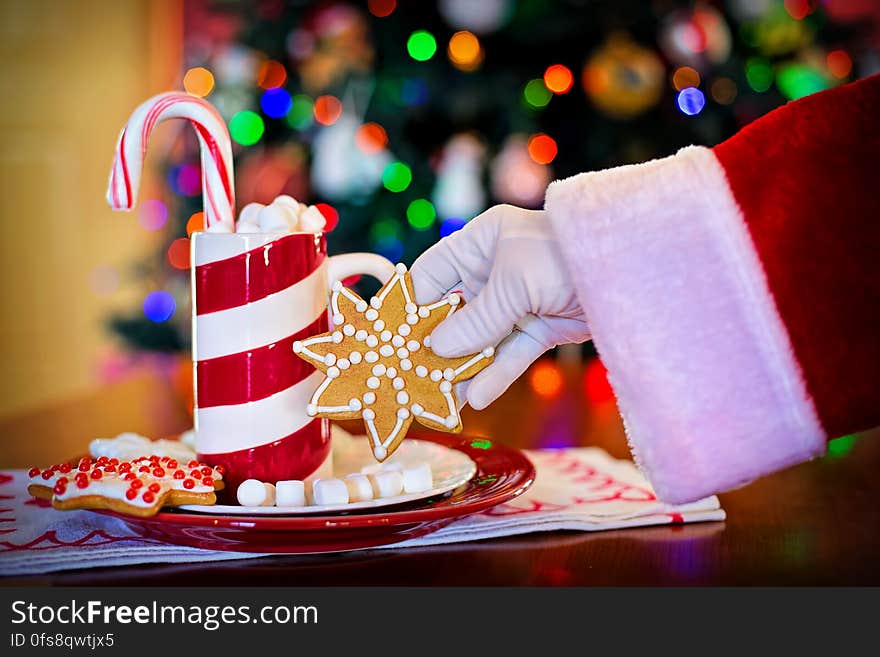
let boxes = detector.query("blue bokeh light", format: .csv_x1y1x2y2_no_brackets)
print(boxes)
261,88,293,118
676,87,706,116
143,291,176,323
375,237,404,263
401,78,429,106
440,217,467,237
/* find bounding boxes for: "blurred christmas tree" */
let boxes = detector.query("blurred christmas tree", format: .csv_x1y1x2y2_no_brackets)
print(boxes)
106,0,879,358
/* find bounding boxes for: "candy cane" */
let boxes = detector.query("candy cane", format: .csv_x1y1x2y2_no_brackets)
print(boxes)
106,92,235,232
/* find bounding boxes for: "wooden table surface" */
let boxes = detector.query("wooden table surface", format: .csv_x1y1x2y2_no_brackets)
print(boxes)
2,362,878,585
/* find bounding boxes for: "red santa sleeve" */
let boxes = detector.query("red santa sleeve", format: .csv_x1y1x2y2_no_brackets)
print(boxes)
544,74,880,504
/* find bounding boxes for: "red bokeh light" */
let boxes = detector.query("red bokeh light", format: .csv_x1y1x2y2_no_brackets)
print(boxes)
528,133,558,165
355,122,388,153
584,358,615,403
257,60,287,89
167,238,191,270
827,50,852,79
368,0,396,18
315,203,339,232
314,95,343,125
543,64,574,94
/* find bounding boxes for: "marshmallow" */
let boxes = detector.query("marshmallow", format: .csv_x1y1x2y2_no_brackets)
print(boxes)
368,470,404,498
258,202,298,232
237,479,275,507
299,205,326,232
275,480,306,507
343,474,374,502
236,221,262,233
360,461,404,475
272,195,300,211
237,202,264,226
402,463,433,494
312,478,350,505
262,482,276,506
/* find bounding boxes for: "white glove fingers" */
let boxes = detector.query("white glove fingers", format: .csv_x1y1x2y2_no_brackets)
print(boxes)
430,270,523,358
466,331,548,410
410,237,465,304
410,207,506,304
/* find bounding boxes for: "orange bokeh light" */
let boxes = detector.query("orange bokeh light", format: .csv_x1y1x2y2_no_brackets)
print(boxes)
448,31,483,71
257,60,287,89
314,95,343,125
368,0,396,18
356,122,388,153
584,358,615,404
827,50,852,79
543,64,574,94
186,211,205,236
167,238,191,270
183,67,215,97
529,361,564,399
527,133,558,165
671,66,701,91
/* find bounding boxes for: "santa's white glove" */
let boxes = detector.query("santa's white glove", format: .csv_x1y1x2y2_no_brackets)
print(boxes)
410,204,590,409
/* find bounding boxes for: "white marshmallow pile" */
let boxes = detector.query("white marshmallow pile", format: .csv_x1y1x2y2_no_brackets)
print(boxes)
235,461,434,508
236,195,327,234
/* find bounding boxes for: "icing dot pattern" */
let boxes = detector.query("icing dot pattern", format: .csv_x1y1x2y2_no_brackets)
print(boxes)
292,264,494,460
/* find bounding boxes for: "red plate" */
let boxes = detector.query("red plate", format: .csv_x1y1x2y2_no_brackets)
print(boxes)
93,434,534,554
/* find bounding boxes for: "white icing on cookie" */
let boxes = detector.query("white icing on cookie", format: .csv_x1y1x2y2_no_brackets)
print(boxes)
294,263,495,460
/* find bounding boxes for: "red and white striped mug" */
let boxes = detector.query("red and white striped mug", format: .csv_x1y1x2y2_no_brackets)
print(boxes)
191,231,394,494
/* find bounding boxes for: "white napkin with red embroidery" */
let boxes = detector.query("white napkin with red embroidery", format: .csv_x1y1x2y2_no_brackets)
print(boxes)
0,441,723,575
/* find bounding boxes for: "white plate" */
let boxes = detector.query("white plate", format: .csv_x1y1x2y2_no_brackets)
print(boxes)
178,435,477,516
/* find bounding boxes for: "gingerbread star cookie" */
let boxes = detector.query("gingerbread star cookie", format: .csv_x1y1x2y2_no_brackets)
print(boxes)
293,263,494,461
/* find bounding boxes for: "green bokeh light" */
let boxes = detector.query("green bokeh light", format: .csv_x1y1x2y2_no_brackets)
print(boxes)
523,79,552,108
382,162,412,192
470,439,493,450
407,30,437,61
746,58,774,93
369,218,400,242
776,65,831,100
406,199,436,230
229,110,265,146
286,94,314,130
826,434,857,458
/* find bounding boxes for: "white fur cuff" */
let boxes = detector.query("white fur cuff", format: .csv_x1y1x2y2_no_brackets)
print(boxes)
545,146,825,503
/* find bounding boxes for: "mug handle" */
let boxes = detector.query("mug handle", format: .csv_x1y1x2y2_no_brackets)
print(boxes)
326,252,397,289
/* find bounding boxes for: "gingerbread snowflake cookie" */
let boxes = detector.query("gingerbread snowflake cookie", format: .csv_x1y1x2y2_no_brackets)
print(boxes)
293,263,494,461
